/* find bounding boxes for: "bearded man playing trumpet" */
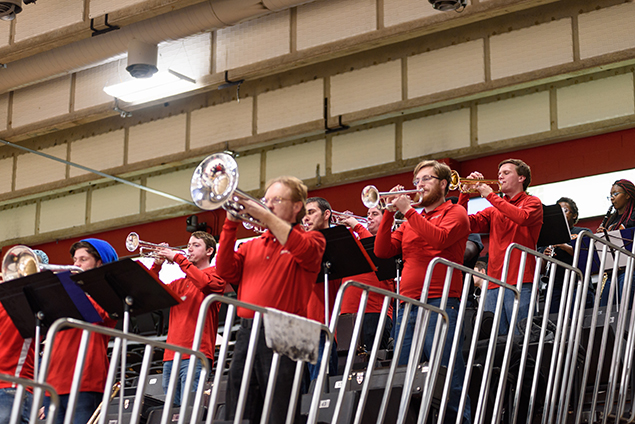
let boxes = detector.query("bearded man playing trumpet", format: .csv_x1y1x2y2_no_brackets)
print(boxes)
374,159,471,424
147,231,225,406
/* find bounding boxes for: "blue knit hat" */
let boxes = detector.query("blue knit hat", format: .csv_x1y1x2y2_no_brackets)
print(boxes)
80,238,118,264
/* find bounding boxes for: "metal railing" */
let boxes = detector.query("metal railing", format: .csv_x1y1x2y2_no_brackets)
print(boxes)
0,372,59,424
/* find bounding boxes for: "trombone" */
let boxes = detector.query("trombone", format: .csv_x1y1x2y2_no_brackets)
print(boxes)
125,232,188,259
449,170,501,193
361,185,423,211
1,245,83,281
331,210,369,226
190,153,270,229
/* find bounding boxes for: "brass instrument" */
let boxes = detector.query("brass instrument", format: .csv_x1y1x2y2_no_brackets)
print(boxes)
87,382,121,424
331,210,369,226
1,245,83,281
361,185,423,211
449,170,501,193
125,232,188,259
190,153,270,228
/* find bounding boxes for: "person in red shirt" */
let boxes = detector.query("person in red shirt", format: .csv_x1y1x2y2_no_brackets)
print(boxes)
43,238,118,424
458,159,543,335
374,159,471,424
0,304,35,423
149,231,225,406
216,176,326,424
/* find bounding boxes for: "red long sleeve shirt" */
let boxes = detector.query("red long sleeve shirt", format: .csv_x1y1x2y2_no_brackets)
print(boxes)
150,254,225,362
374,201,469,301
0,305,34,389
459,191,543,287
341,224,395,315
216,219,326,319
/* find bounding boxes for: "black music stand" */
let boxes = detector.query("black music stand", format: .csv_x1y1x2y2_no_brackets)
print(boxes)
537,204,572,247
317,226,376,326
0,270,102,378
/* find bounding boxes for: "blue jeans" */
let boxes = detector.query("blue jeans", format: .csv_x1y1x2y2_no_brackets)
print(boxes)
306,332,338,382
600,269,635,309
43,392,102,424
395,298,471,424
484,283,533,335
0,388,32,424
162,358,202,406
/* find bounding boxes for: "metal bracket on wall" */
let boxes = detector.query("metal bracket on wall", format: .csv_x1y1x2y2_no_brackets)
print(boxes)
90,14,120,37
113,99,132,118
324,98,349,134
218,71,245,102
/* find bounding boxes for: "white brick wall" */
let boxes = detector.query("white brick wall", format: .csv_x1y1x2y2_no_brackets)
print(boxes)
383,0,442,27
297,0,376,50
0,204,37,241
490,19,573,80
477,91,551,144
75,60,125,111
557,74,635,129
146,168,193,211
0,157,13,194
15,0,84,42
190,98,253,149
236,154,262,192
215,10,290,73
408,40,485,98
15,144,67,190
266,140,325,181
257,80,323,133
128,114,187,164
331,125,395,173
158,33,212,79
0,93,8,131
579,2,635,60
69,130,125,178
89,0,148,18
12,76,71,128
40,192,86,233
402,109,471,159
90,183,140,222
0,22,9,48
330,61,402,116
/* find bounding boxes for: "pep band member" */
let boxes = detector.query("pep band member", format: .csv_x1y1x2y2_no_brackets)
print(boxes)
216,176,326,424
43,239,118,424
149,231,225,406
374,160,471,424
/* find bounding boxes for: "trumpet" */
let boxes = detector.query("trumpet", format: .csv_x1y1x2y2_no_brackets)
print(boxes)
331,210,369,226
361,185,423,211
1,245,83,281
190,153,270,229
125,232,188,259
449,170,501,193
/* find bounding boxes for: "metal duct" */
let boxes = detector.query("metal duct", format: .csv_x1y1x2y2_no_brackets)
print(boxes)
0,0,317,94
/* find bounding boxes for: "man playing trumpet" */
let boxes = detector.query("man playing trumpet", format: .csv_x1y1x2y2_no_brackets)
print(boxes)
148,231,225,406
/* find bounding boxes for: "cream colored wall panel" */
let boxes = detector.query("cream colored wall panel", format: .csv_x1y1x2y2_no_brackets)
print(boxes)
0,157,13,194
402,109,470,159
579,3,635,60
478,91,550,144
215,11,290,73
0,204,37,241
332,125,395,173
39,192,86,233
266,140,325,181
557,74,635,129
0,93,8,131
128,114,186,164
297,0,376,50
0,22,9,48
383,0,443,27
15,0,84,42
191,98,253,149
15,144,67,190
70,130,125,178
146,169,193,211
408,40,484,99
257,80,323,133
236,154,261,191
490,19,573,80
75,60,125,111
89,0,147,18
91,184,140,223
12,76,71,128
331,61,401,116
158,33,212,79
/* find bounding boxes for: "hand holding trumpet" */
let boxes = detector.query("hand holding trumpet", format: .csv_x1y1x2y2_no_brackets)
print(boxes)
462,171,495,198
389,184,414,214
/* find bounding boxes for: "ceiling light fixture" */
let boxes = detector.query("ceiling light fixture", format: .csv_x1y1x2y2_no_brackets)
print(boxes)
103,69,197,104
0,0,22,21
429,0,467,12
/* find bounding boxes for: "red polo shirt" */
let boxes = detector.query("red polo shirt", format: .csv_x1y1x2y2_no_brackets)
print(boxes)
374,200,469,300
0,305,34,389
216,219,326,319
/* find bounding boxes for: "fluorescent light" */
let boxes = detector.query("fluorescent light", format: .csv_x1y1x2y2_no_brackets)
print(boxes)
103,69,196,104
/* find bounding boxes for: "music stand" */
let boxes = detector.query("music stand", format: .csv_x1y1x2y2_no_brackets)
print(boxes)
317,226,376,326
0,270,102,378
537,204,572,247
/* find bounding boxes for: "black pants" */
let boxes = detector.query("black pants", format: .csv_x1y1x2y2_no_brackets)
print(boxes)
362,313,393,350
226,318,300,424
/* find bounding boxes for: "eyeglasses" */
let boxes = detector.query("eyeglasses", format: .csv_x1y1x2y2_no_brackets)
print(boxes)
413,175,440,186
608,191,625,201
261,196,292,206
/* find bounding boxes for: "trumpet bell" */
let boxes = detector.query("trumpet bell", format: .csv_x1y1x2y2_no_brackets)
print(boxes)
125,232,140,252
2,246,39,281
361,185,381,209
190,153,239,210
